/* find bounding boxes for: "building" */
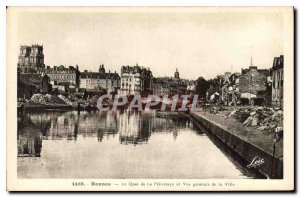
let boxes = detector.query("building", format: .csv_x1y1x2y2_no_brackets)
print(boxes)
80,64,121,94
187,80,196,95
272,55,284,108
44,65,81,89
241,66,270,76
206,75,224,103
229,73,241,93
40,73,52,94
17,73,52,99
239,66,270,104
152,78,170,96
220,72,232,104
152,69,188,96
152,69,187,96
118,64,153,96
218,58,272,106
174,68,180,79
17,44,45,73
220,72,241,105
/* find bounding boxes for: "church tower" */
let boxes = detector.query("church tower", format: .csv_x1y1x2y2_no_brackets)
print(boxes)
99,64,106,74
174,68,180,79
18,44,44,73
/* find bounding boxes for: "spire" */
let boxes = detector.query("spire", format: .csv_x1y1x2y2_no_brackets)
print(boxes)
174,68,180,79
250,56,253,66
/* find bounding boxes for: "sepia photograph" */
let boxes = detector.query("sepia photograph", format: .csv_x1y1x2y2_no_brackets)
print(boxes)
6,6,294,191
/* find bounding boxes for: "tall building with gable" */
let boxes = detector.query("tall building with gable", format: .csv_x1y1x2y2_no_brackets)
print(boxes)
118,64,153,96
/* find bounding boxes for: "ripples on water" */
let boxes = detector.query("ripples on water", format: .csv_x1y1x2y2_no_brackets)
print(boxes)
17,110,254,179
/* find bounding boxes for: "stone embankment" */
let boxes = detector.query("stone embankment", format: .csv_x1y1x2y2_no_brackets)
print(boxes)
190,107,283,179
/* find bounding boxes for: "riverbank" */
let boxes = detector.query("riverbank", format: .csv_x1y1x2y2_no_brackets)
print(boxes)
190,110,283,178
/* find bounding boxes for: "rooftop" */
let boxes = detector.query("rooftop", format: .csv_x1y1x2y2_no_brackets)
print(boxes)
81,72,120,80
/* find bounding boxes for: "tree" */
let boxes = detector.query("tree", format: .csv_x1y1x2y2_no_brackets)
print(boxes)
195,77,209,100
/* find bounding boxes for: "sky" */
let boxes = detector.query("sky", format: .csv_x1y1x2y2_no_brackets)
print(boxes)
14,7,284,80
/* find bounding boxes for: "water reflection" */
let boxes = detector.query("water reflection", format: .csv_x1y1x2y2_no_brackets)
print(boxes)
17,110,254,179
17,110,198,156
18,135,42,157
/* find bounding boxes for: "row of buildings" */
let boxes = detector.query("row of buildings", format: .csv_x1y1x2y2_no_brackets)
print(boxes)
17,44,196,99
17,44,283,107
206,56,284,107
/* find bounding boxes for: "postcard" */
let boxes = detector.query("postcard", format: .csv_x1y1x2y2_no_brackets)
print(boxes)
6,6,294,191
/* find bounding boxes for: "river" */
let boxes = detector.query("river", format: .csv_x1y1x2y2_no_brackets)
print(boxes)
17,110,256,179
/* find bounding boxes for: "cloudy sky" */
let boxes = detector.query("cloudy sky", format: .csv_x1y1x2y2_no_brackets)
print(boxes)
13,7,284,79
